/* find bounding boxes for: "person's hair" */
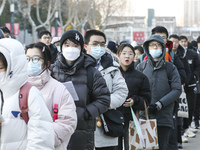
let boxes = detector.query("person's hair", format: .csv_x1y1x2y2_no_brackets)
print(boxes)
25,42,52,67
117,43,135,55
179,35,188,41
0,52,7,69
169,34,180,40
38,30,52,39
151,26,169,38
197,36,200,44
133,46,144,54
119,41,128,46
0,27,10,34
84,30,106,44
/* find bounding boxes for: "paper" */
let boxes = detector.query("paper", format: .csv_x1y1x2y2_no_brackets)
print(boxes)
63,81,79,101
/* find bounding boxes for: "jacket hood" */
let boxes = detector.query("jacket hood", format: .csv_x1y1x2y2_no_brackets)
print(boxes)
0,38,28,98
143,34,166,64
176,44,186,58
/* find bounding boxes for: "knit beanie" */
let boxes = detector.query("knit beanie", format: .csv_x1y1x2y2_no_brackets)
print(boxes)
60,30,84,51
107,41,117,54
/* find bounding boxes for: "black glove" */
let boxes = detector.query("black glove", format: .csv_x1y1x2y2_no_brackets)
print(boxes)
148,101,163,114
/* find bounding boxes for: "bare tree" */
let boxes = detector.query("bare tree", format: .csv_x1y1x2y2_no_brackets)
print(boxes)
0,0,7,16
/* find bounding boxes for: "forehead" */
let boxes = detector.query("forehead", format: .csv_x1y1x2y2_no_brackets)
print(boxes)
155,32,167,38
26,47,42,56
180,39,187,42
170,38,179,42
41,34,51,37
122,46,133,52
89,35,105,43
149,40,160,44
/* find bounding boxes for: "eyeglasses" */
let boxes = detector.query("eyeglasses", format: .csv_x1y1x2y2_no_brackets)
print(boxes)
88,42,106,47
149,43,162,48
42,36,52,40
26,56,43,63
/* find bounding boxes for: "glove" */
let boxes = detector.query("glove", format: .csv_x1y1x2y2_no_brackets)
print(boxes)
148,101,163,114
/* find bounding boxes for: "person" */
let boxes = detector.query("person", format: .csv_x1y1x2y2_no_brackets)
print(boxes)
84,29,128,150
169,34,192,148
52,37,61,52
179,35,200,138
0,27,11,38
0,29,4,39
25,42,77,150
50,30,110,150
38,30,58,63
0,38,54,149
136,34,182,150
117,43,151,150
133,46,144,63
107,41,117,54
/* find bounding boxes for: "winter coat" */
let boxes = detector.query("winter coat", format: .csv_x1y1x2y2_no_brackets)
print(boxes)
50,53,110,150
95,53,128,148
28,69,77,150
175,44,192,85
50,43,58,64
136,35,182,128
0,38,54,150
119,62,151,121
184,48,200,87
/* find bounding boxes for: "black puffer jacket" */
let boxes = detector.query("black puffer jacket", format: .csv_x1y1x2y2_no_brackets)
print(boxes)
50,53,110,150
119,62,151,121
49,44,58,64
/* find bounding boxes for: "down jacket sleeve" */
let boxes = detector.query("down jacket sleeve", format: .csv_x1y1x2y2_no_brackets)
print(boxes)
27,87,54,150
109,69,128,109
54,88,77,147
132,74,151,110
159,64,182,107
86,68,110,118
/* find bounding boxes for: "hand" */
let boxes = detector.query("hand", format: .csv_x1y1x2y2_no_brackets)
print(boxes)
123,98,134,107
148,101,163,114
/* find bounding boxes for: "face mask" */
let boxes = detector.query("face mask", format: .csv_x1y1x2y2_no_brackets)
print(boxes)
0,72,6,82
56,46,61,52
90,46,106,59
149,49,162,59
62,47,80,61
28,61,43,76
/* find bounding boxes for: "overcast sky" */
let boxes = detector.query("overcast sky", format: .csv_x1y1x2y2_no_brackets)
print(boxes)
125,0,184,26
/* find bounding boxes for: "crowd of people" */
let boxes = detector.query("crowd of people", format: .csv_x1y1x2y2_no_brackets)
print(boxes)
0,25,200,150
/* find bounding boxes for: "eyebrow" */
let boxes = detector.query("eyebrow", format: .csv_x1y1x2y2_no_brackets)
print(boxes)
92,41,105,43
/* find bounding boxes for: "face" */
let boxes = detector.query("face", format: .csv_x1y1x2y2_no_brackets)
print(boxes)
40,34,52,46
155,32,167,44
62,39,81,51
198,43,200,49
54,42,60,47
84,35,106,54
148,41,162,50
0,59,6,73
134,49,142,63
26,48,45,69
119,47,134,67
179,39,188,48
170,38,179,51
4,32,11,38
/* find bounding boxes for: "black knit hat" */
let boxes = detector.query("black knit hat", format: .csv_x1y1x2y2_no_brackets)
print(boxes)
60,30,84,51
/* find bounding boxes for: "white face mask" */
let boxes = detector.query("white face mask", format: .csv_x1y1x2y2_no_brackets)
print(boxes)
62,47,80,61
28,61,43,76
149,49,162,59
56,46,61,52
90,46,106,59
0,72,6,83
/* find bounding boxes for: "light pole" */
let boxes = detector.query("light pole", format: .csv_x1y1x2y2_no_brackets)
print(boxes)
10,2,14,38
55,11,58,36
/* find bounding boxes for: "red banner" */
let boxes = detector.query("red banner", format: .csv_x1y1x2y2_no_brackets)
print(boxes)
51,27,62,37
133,32,145,42
51,27,56,37
14,23,19,35
57,27,62,37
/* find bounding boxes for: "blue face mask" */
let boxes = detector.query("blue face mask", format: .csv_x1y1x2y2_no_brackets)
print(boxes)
90,46,106,59
56,46,61,52
149,49,162,59
28,61,43,76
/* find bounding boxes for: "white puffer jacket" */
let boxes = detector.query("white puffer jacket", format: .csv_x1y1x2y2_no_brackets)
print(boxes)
0,38,54,150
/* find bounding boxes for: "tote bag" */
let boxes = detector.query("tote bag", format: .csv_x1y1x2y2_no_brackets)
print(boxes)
129,102,159,150
177,86,189,118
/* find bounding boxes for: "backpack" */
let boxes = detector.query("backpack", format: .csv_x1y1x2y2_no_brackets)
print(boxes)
19,82,62,124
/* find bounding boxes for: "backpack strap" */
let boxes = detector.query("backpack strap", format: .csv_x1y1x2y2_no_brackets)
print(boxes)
87,66,94,103
19,82,32,124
